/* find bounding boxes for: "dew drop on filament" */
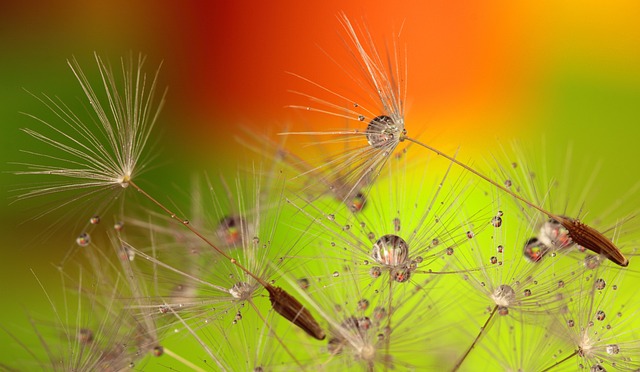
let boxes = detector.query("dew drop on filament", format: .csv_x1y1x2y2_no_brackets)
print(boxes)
491,216,502,228
606,344,620,355
76,233,91,247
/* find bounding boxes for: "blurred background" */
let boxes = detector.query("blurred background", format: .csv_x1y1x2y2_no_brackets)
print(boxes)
1,0,639,368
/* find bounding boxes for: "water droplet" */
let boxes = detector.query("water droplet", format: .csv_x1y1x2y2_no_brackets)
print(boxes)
353,103,359,108
497,306,509,316
297,278,310,290
327,214,335,221
153,345,164,357
77,328,94,344
182,219,189,225
392,267,411,283
357,299,370,311
523,237,548,262
497,245,504,253
332,271,340,277
229,282,253,299
558,280,565,288
491,216,502,228
343,224,351,231
446,247,454,255
595,278,606,290
605,344,620,355
596,310,606,321
120,245,135,262
490,256,498,264
393,217,401,232
504,179,512,187
612,285,618,290
367,232,376,241
114,221,124,231
466,231,474,239
373,306,386,320
523,289,531,297
366,115,400,149
492,285,516,307
584,255,601,270
216,215,245,245
369,266,382,278
76,233,91,247
432,238,439,246
357,115,365,121
371,234,409,266
253,237,260,244
415,256,423,263
350,192,367,212
540,218,573,249
89,215,100,225
567,319,575,327
590,365,606,372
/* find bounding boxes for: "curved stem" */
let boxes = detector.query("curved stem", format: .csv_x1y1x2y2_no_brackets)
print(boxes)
403,137,561,222
128,180,269,287
451,305,498,372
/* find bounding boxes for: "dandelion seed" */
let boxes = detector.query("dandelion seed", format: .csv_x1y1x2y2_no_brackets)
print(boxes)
15,52,165,211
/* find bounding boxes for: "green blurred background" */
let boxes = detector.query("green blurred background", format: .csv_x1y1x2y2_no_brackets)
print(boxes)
1,0,639,369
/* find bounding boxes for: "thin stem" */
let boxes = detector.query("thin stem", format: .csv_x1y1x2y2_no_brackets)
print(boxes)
451,305,498,372
539,349,579,372
163,347,207,372
127,180,268,287
403,137,562,222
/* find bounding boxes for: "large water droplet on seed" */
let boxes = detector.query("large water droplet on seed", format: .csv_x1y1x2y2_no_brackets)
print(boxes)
491,284,516,307
372,234,409,266
366,115,400,149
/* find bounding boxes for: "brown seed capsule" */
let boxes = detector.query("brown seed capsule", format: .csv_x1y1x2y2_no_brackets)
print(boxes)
266,284,326,340
556,216,629,267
